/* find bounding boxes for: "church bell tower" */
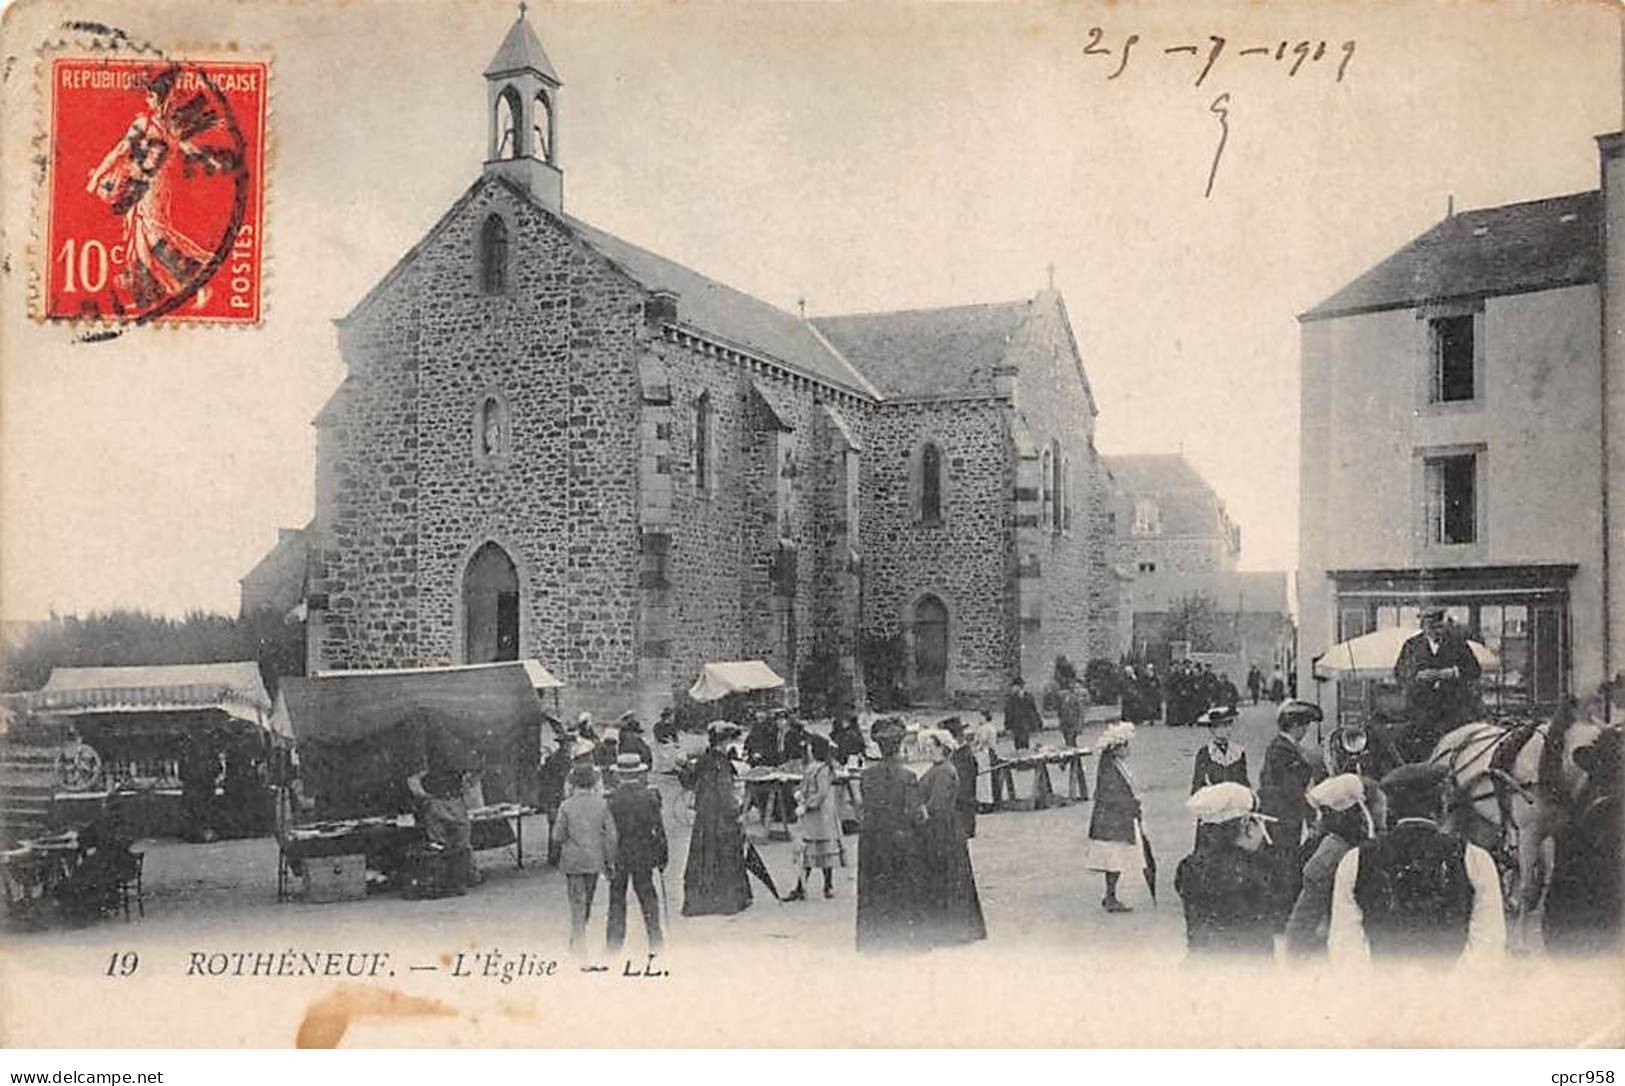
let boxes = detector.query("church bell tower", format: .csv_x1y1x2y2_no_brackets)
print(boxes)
484,4,563,212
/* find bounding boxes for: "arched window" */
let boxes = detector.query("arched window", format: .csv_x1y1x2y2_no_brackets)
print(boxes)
495,86,522,159
1051,440,1064,533
920,442,943,524
533,92,552,161
1039,447,1054,531
480,215,509,294
1060,454,1072,532
480,396,505,458
693,392,711,494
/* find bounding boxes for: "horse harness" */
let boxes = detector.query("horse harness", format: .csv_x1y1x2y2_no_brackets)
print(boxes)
1430,720,1545,864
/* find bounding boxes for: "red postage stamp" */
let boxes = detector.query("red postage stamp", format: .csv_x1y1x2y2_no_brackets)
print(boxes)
42,56,268,325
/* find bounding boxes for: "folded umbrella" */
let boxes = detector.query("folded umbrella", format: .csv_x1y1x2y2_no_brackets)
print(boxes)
1138,819,1157,907
742,840,782,902
658,866,671,936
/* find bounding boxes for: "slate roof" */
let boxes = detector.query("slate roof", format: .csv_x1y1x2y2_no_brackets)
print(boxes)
1300,190,1602,322
562,212,880,397
1103,453,1212,494
342,175,1084,405
485,14,559,82
812,300,1032,398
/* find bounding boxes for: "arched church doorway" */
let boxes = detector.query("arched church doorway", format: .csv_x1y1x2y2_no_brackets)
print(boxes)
464,542,520,663
912,594,948,705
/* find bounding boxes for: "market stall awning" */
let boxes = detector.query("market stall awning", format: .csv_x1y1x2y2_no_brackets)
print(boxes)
277,663,548,817
688,660,785,702
311,658,564,690
282,663,547,746
16,662,273,727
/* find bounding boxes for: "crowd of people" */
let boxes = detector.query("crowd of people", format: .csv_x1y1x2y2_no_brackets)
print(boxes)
1168,691,1622,964
1121,659,1292,728
515,614,1618,963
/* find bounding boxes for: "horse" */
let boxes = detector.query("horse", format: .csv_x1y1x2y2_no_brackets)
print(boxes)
1427,703,1608,950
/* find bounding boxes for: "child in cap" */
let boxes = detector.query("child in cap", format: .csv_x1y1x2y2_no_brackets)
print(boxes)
1284,773,1384,959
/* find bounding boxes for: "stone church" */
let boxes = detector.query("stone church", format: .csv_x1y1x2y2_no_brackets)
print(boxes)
285,12,1118,717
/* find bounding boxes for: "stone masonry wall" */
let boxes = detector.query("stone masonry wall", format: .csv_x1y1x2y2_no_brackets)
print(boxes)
1009,293,1111,688
863,399,1013,703
1115,536,1229,575
651,333,865,710
317,177,647,718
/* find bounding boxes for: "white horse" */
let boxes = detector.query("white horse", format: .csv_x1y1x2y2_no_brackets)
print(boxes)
1428,705,1605,951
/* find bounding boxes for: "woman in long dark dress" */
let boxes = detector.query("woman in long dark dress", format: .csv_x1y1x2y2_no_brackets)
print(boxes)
1190,707,1249,849
918,730,987,947
681,722,752,917
855,717,926,953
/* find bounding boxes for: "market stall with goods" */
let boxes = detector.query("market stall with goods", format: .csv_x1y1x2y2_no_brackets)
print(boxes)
0,662,284,843
270,659,559,901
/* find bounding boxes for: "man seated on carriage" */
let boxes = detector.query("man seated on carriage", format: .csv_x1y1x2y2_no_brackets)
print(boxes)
1394,608,1482,763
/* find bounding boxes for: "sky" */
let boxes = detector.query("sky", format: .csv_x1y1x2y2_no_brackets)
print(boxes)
1,0,1620,622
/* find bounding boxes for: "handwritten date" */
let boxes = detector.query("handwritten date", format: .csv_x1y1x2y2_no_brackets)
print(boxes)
1084,28,1356,84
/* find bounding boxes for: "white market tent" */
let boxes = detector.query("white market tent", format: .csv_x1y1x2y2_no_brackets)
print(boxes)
687,660,785,702
1314,626,1499,681
26,662,274,728
311,658,564,689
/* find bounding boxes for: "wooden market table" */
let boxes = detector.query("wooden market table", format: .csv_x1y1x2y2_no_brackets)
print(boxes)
988,747,1093,810
277,804,533,902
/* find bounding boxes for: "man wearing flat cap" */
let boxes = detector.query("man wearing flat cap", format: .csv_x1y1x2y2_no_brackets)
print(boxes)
1328,761,1505,965
1394,608,1482,762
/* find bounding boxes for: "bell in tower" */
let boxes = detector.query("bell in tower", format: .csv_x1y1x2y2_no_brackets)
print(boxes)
484,3,563,212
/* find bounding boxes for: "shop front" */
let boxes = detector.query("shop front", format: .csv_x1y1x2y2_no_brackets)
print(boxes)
1326,564,1574,722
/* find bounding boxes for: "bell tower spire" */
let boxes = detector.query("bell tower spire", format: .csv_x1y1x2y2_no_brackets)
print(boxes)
484,4,563,212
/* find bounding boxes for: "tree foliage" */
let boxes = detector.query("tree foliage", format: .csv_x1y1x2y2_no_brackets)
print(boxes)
1164,592,1220,652
1084,658,1122,704
1,608,306,697
796,638,857,721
